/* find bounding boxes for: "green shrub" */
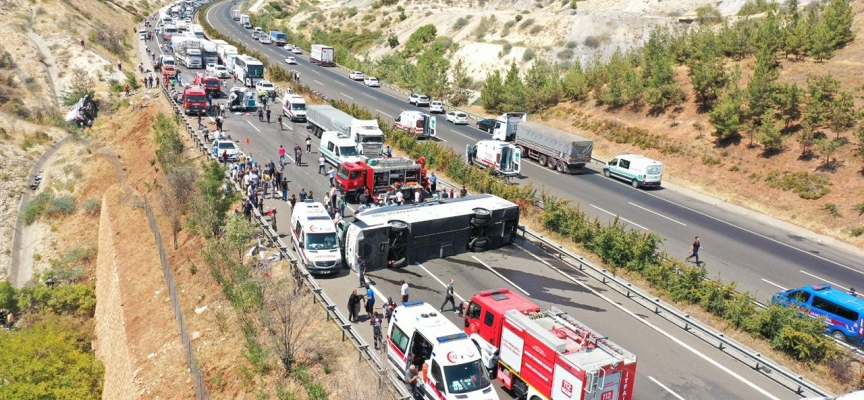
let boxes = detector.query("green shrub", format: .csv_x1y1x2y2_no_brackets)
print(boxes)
557,49,574,60
453,17,469,30
519,18,534,29
765,171,831,199
22,191,55,225
46,196,76,217
82,198,100,216
522,49,536,61
529,25,542,35
17,284,97,316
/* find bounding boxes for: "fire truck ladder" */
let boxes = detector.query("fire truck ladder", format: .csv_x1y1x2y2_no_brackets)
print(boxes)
547,307,629,357
373,157,416,169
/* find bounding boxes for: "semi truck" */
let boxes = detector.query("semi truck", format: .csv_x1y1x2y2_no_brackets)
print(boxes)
240,14,251,29
305,105,384,156
492,113,593,174
174,38,202,68
198,40,219,66
463,289,638,400
215,42,238,64
190,24,205,39
231,9,241,20
310,44,335,66
466,140,521,177
269,30,287,46
386,301,500,400
338,194,519,270
289,200,342,275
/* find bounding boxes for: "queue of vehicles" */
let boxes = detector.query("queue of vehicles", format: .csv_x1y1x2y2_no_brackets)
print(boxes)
305,105,385,157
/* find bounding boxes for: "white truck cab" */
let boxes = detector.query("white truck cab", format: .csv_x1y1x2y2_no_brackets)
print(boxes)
320,131,364,166
388,301,498,400
282,93,307,122
290,200,342,275
603,154,663,188
468,140,521,177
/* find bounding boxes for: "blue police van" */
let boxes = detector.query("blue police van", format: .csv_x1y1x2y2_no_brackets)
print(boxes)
773,284,864,345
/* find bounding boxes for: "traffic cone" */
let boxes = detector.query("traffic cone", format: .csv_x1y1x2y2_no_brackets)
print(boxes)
246,137,250,144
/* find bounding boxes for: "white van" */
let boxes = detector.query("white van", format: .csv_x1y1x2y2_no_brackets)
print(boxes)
319,131,363,166
282,93,306,122
603,154,663,188
289,200,341,275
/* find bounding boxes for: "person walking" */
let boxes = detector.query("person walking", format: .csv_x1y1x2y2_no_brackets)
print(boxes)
266,108,271,123
318,155,326,174
306,136,312,153
197,110,203,128
216,115,224,131
429,172,438,193
124,84,130,96
277,116,284,130
328,167,335,187
364,284,376,318
347,290,361,323
278,145,286,164
400,279,409,303
299,188,307,202
294,144,302,166
384,297,397,325
685,236,702,265
338,194,346,217
370,311,383,349
357,255,367,287
440,279,456,312
258,107,264,122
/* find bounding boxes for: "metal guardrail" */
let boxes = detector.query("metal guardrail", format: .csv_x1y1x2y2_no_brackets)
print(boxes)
158,80,411,400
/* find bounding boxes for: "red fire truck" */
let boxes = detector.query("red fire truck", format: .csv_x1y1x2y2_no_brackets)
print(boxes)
193,73,222,96
334,157,427,203
183,86,208,115
463,289,637,400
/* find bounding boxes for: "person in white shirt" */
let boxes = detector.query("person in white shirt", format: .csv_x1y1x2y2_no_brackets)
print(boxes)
400,280,409,303
413,190,420,204
395,190,404,205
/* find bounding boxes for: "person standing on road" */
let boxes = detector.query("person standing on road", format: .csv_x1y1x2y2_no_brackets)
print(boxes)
365,284,376,318
306,136,312,153
347,290,360,323
258,107,264,122
685,236,702,265
400,279,409,303
318,155,326,174
197,110,203,128
294,144,302,166
440,279,456,313
338,194,346,217
429,172,437,193
384,297,396,324
357,255,367,287
216,115,224,131
328,167,335,187
407,365,420,399
277,116,283,130
266,108,271,123
299,188,307,202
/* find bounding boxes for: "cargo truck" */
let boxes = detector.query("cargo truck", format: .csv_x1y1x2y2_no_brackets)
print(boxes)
310,44,335,66
231,9,241,20
174,38,202,69
463,289,638,400
338,194,519,270
198,40,219,66
492,113,593,174
240,14,251,28
269,30,287,46
216,43,238,65
306,105,384,157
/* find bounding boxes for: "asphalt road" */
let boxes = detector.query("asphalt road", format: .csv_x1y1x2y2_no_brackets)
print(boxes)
198,1,864,305
144,11,825,398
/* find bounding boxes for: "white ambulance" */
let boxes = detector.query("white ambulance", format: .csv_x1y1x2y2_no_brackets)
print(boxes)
282,92,306,122
289,200,341,275
394,110,436,137
467,140,521,177
602,154,663,188
388,301,499,400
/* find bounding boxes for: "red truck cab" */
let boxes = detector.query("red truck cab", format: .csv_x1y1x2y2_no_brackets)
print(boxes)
183,86,208,115
463,288,540,347
194,73,221,96
334,157,427,203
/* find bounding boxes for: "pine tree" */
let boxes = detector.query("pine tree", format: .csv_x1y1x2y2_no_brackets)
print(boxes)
641,28,679,110
524,61,561,112
756,109,785,153
829,91,857,139
780,0,804,59
501,62,526,112
772,83,802,132
710,90,745,142
746,48,780,122
802,74,840,132
808,14,834,61
599,50,629,108
447,58,473,107
690,47,727,108
480,70,504,113
822,0,854,48
562,61,589,102
415,39,451,99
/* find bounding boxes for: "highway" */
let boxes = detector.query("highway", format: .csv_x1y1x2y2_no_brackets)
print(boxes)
146,7,829,398
199,1,864,305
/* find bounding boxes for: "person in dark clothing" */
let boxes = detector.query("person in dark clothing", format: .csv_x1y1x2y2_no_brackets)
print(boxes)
290,194,297,209
197,110,203,128
266,108,271,123
347,290,361,322
685,236,702,264
440,279,456,312
299,188,307,201
258,107,264,122
294,144,302,166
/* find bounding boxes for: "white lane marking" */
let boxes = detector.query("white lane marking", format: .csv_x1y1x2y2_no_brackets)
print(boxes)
341,93,354,100
446,128,474,141
515,243,782,400
363,93,377,100
590,204,649,231
761,279,788,291
335,81,346,86
313,79,324,85
375,109,393,118
416,263,465,303
629,202,687,226
434,137,447,142
311,69,322,75
470,256,530,296
799,270,849,291
649,377,686,400
245,120,261,132
640,189,863,276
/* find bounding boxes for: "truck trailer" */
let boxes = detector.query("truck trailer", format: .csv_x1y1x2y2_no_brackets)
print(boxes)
305,105,384,156
269,30,287,46
231,9,241,20
310,44,335,66
174,38,202,69
338,194,520,270
492,113,593,173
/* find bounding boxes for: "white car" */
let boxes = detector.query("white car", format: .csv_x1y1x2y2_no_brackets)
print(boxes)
408,93,430,107
205,63,218,75
212,140,241,161
259,36,272,44
251,31,260,39
348,71,365,80
291,47,302,54
429,101,444,113
446,111,468,125
364,77,380,87
255,80,277,95
285,57,297,64
213,65,230,78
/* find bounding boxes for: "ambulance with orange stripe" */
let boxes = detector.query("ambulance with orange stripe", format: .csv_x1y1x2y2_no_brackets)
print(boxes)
289,200,342,275
387,301,498,400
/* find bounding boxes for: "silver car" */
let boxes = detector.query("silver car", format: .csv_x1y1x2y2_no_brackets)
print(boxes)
408,93,430,107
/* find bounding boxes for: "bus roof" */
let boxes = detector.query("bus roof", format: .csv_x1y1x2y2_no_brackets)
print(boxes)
353,194,517,226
